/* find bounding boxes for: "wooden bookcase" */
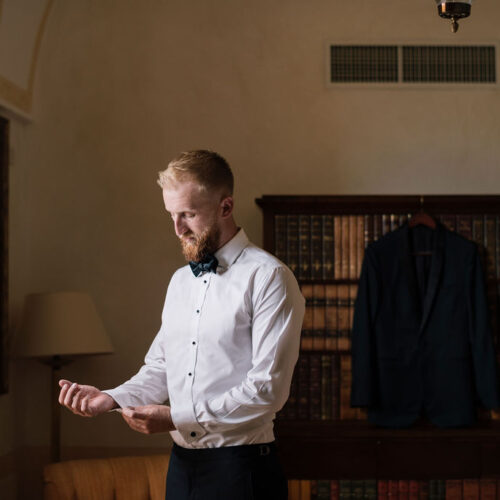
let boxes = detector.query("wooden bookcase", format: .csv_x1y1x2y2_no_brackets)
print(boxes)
256,195,500,480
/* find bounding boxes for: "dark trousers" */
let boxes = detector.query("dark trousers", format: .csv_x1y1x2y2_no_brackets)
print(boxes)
165,442,288,500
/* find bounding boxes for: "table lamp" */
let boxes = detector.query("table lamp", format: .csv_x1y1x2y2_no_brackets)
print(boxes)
13,291,113,462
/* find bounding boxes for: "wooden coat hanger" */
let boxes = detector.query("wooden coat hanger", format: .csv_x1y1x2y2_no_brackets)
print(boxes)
409,196,436,256
408,196,437,229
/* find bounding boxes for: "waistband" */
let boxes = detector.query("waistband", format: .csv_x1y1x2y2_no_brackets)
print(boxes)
172,441,277,461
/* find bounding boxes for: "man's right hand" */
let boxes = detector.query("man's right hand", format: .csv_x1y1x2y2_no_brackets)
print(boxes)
58,379,117,417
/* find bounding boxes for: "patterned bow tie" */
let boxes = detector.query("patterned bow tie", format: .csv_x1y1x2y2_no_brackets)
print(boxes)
189,255,219,277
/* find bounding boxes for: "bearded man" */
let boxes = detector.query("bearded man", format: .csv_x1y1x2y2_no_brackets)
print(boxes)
58,150,305,500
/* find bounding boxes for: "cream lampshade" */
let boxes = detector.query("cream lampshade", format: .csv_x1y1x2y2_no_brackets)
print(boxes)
14,291,114,462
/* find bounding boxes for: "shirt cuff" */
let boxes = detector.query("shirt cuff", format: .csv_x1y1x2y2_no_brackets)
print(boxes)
102,388,146,409
170,403,207,444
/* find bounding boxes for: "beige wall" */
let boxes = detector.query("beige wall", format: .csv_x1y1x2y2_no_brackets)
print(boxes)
2,0,500,498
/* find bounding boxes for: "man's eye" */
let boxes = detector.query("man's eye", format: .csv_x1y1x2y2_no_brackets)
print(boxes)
185,213,195,219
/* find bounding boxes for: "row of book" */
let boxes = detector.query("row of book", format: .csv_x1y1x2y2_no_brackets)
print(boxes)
274,213,500,282
279,354,365,421
278,353,500,421
298,282,500,352
286,478,500,500
300,283,357,351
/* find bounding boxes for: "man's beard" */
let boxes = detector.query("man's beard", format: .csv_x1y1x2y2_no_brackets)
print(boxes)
179,223,221,262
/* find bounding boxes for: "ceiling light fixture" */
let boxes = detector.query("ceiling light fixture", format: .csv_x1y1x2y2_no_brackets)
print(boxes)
435,0,472,33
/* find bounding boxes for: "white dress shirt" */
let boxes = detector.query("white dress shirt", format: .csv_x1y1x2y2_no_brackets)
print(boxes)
104,229,305,448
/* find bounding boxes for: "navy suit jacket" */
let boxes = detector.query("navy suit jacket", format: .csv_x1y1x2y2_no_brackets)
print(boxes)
351,222,500,428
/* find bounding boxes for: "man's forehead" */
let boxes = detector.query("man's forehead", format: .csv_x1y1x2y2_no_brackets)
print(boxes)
162,181,215,211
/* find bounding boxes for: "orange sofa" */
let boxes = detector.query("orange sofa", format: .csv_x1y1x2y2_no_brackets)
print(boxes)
43,453,170,500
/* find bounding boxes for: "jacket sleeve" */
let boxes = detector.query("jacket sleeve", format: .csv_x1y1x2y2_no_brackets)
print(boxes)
351,245,381,407
467,247,500,409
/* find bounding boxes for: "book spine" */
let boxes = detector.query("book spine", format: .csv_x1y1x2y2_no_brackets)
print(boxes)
445,480,462,500
463,479,479,500
274,215,288,262
323,215,335,280
311,214,323,280
378,480,388,500
287,215,299,277
301,284,314,350
472,215,485,268
356,215,365,279
349,215,358,280
340,480,352,500
334,216,342,279
309,353,322,420
409,480,420,500
373,214,382,241
284,363,298,420
332,354,340,419
364,480,377,500
457,215,473,241
318,479,331,500
390,214,399,232
479,478,496,500
341,216,350,280
297,353,310,420
348,283,358,351
364,215,373,248
299,215,311,280
337,284,350,351
312,284,326,350
325,285,338,351
388,480,399,500
301,480,312,500
321,354,333,420
399,480,410,500
420,480,429,500
340,354,357,420
331,480,340,500
288,480,301,500
382,214,391,235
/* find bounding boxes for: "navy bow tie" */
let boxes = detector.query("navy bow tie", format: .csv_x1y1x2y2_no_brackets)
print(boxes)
189,255,219,277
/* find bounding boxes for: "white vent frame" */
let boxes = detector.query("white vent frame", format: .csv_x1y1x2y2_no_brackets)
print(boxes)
325,40,499,90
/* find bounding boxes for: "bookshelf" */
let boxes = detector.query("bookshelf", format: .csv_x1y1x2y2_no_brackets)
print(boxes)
256,195,500,481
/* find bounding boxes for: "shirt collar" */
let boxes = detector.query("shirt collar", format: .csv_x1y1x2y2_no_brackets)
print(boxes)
214,228,249,271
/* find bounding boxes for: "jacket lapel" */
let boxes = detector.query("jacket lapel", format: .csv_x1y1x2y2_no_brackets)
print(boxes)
419,223,445,335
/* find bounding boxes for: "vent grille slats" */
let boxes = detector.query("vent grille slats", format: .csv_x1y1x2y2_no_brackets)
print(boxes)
329,44,497,85
330,45,399,83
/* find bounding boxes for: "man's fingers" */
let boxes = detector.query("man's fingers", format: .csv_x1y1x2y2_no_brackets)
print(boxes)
63,383,78,407
59,379,72,388
58,383,69,405
71,390,84,412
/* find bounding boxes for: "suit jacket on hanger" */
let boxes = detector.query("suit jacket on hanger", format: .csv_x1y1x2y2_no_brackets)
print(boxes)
351,222,500,428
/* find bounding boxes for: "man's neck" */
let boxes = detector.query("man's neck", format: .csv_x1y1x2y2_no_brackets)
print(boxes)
216,222,239,251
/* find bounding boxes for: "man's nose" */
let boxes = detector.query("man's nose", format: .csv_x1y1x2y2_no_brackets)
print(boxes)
173,217,187,237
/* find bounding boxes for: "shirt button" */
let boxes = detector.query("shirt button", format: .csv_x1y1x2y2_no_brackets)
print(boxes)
190,431,196,437
188,372,192,376
204,280,207,284
192,341,196,345
196,309,200,313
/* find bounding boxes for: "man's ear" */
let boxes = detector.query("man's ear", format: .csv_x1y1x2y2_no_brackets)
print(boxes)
220,196,234,218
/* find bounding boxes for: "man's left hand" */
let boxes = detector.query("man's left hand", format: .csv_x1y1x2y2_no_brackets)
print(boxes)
121,405,175,434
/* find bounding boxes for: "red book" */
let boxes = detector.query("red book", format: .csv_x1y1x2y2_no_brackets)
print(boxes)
388,480,399,500
479,479,496,500
399,480,409,500
409,480,419,500
331,479,340,500
378,480,389,500
445,480,463,500
463,479,480,500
